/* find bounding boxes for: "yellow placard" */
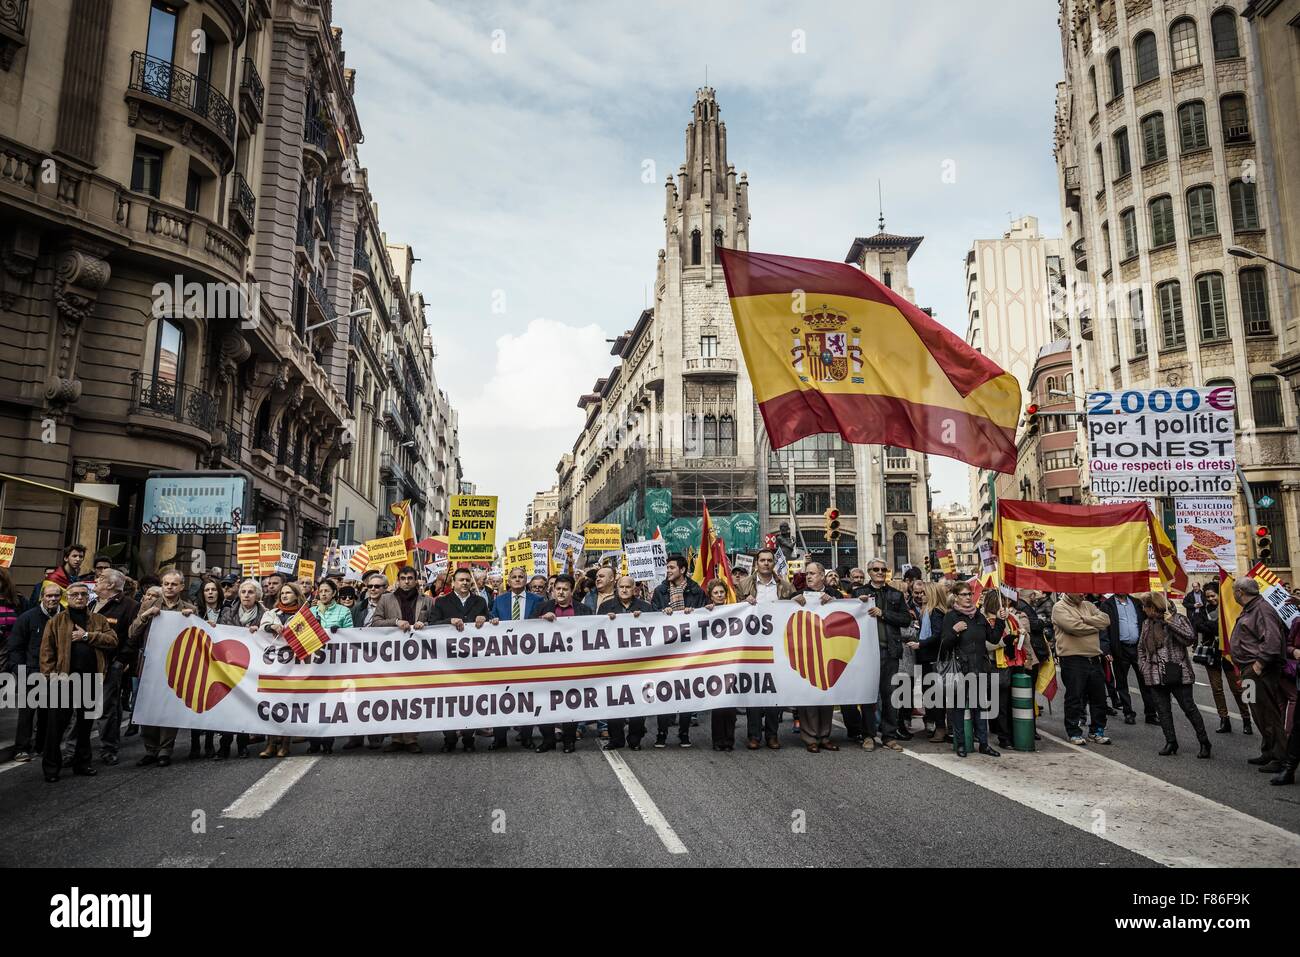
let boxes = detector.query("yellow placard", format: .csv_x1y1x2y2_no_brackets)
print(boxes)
449,495,498,563
259,531,282,575
0,534,14,568
504,539,533,573
298,559,317,582
365,535,409,568
584,523,623,551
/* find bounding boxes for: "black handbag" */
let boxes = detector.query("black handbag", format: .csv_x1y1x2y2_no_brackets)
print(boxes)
1159,656,1182,687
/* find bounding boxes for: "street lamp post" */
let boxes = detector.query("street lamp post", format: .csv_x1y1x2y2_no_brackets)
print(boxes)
305,306,372,334
1227,245,1300,276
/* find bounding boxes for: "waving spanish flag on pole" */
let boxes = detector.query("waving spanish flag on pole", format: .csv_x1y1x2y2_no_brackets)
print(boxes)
718,248,1021,473
996,500,1156,594
281,604,331,661
1217,566,1239,665
691,501,738,602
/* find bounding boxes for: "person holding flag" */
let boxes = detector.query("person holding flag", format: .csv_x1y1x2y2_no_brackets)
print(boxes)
1189,581,1250,736
257,582,310,758
651,554,706,748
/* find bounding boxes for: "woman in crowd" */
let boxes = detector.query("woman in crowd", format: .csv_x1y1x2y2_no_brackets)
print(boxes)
0,568,21,673
258,582,306,758
704,578,738,750
1189,582,1250,735
185,578,227,759
917,581,950,743
337,583,358,617
306,579,353,755
1137,592,1210,758
939,581,1005,758
991,595,1038,749
213,578,265,759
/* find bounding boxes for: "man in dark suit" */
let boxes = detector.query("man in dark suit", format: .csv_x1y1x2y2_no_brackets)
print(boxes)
532,574,593,753
431,566,490,752
487,568,546,750
599,576,656,751
372,566,436,753
1101,592,1155,725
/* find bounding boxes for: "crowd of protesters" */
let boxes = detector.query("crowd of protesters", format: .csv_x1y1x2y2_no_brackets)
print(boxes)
1,542,1297,786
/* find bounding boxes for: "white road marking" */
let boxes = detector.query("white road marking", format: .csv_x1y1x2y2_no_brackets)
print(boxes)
600,749,688,855
221,756,320,819
154,856,216,868
898,728,1299,867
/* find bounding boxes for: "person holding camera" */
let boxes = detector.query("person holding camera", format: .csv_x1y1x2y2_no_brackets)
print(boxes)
1137,593,1210,758
1188,582,1251,736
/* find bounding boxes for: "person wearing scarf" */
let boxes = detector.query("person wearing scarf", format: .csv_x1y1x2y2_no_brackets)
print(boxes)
306,579,352,755
187,578,226,759
214,579,265,759
258,582,306,758
1137,592,1210,758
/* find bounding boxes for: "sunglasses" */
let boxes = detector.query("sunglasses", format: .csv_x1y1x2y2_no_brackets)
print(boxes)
868,567,886,573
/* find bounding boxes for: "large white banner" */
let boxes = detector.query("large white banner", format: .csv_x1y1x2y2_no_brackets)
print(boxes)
1174,497,1237,573
1086,387,1236,498
134,606,879,736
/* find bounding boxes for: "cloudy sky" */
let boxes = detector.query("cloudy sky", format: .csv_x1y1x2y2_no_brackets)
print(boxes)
335,0,1065,533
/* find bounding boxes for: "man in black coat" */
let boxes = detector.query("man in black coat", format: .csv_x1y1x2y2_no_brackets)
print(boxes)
431,567,491,752
600,576,656,751
531,574,593,753
850,558,915,750
649,555,706,748
1100,592,1155,725
7,583,64,761
90,568,138,766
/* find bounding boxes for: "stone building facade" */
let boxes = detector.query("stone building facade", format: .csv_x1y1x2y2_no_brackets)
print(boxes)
1054,0,1299,571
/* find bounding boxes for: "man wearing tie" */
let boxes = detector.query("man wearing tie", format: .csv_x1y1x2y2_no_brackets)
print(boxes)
488,567,545,750
431,567,490,752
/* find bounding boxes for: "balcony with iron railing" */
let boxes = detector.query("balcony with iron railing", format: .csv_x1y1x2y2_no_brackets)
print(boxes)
683,356,738,375
128,372,218,435
238,56,264,124
303,116,328,175
383,401,409,439
314,198,334,248
296,209,313,253
127,53,235,167
228,171,255,237
0,0,28,70
216,421,242,463
308,269,336,326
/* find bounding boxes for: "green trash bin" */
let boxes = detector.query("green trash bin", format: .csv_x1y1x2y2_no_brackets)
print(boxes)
962,710,974,753
1011,671,1036,752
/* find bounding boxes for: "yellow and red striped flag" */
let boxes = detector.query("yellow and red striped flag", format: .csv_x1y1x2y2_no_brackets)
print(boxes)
1035,656,1059,702
691,501,737,602
1217,566,1240,665
281,604,331,661
236,531,261,569
996,500,1155,594
348,544,370,576
1151,517,1188,594
391,499,418,567
719,247,1021,473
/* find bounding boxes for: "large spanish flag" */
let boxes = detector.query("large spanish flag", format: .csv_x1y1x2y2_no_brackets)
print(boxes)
691,500,738,602
1217,566,1239,665
718,247,1021,473
996,500,1156,594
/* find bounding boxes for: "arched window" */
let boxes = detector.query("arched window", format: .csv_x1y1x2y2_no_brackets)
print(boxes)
1134,31,1159,84
1186,184,1218,238
1178,100,1208,151
1156,280,1186,349
1195,272,1228,341
277,418,291,466
1251,376,1283,427
1230,179,1260,231
684,413,700,457
713,227,723,248
1240,268,1271,336
719,414,735,455
1221,94,1250,143
1148,195,1175,247
703,414,718,456
1106,48,1123,100
1045,375,1058,396
690,229,701,265
892,532,909,572
1211,9,1239,59
1140,112,1167,164
1170,18,1200,70
152,317,184,386
254,402,273,454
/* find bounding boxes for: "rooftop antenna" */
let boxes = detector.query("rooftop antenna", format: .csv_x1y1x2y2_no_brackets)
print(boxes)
877,180,885,232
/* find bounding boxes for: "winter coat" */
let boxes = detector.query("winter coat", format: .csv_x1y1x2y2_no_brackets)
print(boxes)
311,601,355,630
1137,612,1196,687
939,609,1006,676
39,609,117,676
1051,598,1111,658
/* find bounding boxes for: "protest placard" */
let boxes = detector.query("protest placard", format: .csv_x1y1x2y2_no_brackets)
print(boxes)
553,529,584,573
626,539,668,584
449,495,498,563
275,551,299,576
1174,498,1236,574
298,559,317,582
584,523,623,551
365,535,408,568
530,540,549,578
504,538,533,574
0,534,14,569
258,531,282,575
732,553,754,574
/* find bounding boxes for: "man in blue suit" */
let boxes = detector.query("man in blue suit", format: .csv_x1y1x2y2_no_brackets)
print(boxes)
487,567,545,750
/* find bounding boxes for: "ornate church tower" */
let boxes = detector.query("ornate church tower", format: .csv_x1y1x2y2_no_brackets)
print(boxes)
650,88,758,518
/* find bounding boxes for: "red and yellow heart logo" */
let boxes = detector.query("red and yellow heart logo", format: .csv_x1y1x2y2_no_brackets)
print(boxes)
784,610,861,690
165,626,250,713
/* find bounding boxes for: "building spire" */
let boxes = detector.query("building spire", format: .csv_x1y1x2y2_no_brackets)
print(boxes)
877,180,885,232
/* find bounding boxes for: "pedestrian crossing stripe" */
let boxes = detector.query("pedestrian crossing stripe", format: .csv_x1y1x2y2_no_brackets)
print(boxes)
256,646,775,693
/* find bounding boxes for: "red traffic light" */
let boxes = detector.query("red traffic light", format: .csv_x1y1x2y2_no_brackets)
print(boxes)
828,509,840,520
1257,526,1269,538
1026,403,1039,416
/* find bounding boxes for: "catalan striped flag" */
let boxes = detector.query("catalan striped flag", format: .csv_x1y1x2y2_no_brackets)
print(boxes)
236,532,261,569
719,247,1021,473
996,500,1156,594
281,604,331,661
347,544,370,576
1247,561,1281,588
1151,517,1189,594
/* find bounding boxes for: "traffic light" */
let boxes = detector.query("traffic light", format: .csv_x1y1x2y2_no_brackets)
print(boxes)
1257,525,1273,562
1024,403,1040,431
824,507,841,543
924,553,932,573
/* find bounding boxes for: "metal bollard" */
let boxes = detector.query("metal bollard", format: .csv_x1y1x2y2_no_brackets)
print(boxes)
1011,670,1036,751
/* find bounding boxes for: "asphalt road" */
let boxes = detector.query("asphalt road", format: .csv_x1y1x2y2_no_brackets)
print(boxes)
2,674,1297,868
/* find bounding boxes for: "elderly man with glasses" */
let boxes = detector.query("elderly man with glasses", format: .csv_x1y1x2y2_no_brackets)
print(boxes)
91,567,138,766
848,559,915,751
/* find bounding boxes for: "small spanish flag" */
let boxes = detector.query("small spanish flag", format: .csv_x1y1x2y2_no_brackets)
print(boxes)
1035,656,1059,702
1217,566,1240,665
1150,517,1188,593
281,604,331,661
996,500,1155,594
719,247,1021,473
